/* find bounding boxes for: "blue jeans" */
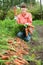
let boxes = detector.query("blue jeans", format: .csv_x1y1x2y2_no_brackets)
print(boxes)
17,31,31,41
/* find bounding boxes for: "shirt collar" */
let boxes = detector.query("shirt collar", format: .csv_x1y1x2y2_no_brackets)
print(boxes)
21,12,27,17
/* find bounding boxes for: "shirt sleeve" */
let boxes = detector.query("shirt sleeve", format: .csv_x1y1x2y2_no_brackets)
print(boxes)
27,13,32,24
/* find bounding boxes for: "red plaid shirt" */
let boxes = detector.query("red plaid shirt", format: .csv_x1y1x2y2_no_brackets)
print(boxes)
17,12,32,25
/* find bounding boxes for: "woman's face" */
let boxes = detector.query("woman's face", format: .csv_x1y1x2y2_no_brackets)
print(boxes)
21,8,27,13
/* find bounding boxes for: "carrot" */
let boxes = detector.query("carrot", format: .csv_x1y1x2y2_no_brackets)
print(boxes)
14,62,22,65
25,28,29,36
14,59,24,65
2,55,9,60
8,40,13,44
14,59,21,65
5,62,10,65
14,6,17,16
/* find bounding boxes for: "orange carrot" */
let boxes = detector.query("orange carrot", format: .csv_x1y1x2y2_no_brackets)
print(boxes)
5,62,11,65
8,40,13,44
14,59,24,65
2,55,9,60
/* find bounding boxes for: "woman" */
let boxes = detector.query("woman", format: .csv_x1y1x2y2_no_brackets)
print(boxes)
15,4,34,41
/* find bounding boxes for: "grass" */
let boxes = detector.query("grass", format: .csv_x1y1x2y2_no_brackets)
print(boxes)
33,20,43,26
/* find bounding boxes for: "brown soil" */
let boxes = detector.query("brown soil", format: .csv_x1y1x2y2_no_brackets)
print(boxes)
30,25,43,64
36,26,43,61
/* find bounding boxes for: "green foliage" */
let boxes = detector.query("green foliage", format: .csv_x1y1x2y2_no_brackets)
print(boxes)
0,19,24,37
0,10,3,20
24,54,36,62
6,8,21,20
0,10,7,20
24,54,41,65
0,4,43,20
33,20,43,26
32,29,38,41
0,0,43,20
28,3,43,20
7,9,14,20
35,60,41,65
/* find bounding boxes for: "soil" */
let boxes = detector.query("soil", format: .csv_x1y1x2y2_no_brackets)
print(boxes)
36,26,43,61
29,25,43,65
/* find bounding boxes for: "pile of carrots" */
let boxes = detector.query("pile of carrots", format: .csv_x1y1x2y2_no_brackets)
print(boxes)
0,37,29,65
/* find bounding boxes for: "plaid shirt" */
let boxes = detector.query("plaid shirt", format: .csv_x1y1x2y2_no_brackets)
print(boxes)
17,12,32,25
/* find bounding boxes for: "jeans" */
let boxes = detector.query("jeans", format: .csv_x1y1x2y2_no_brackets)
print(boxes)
17,31,31,41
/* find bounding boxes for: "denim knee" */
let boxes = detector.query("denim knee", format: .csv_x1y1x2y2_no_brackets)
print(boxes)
17,32,23,38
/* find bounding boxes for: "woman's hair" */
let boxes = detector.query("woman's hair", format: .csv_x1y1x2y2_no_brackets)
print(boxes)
20,3,27,8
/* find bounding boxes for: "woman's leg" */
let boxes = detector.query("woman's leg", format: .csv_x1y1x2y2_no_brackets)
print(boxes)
24,33,31,41
17,31,24,39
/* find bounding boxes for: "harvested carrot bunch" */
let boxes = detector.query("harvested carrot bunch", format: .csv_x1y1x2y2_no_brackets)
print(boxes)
0,37,29,65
